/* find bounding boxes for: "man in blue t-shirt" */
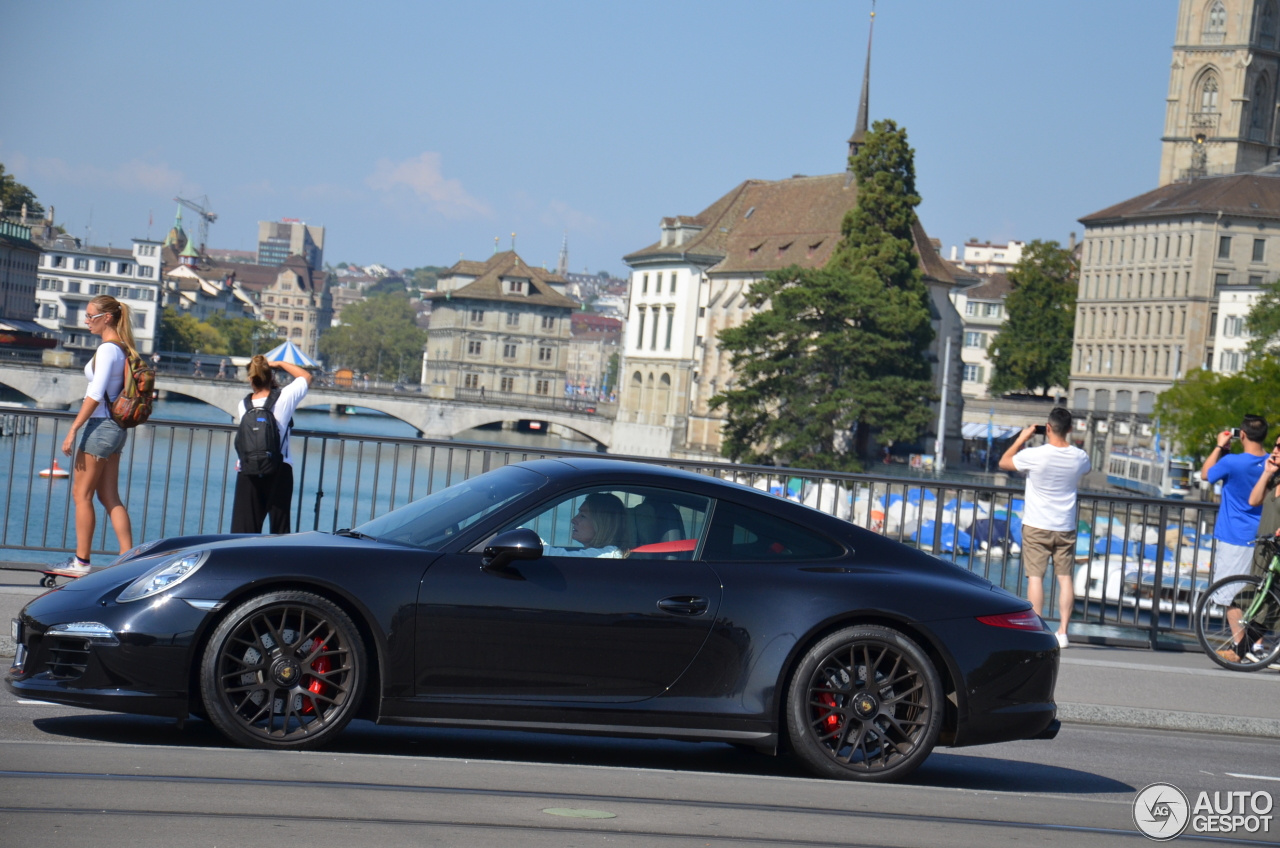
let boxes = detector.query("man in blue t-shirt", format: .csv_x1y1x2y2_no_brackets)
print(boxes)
1202,415,1269,660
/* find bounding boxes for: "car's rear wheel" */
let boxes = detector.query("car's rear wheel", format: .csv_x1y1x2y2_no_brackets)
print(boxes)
786,625,942,782
200,590,365,750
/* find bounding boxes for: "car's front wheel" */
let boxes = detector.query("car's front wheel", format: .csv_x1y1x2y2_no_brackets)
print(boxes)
200,590,366,750
786,625,943,782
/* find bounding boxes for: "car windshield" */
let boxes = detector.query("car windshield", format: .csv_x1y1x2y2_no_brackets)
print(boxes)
353,465,546,550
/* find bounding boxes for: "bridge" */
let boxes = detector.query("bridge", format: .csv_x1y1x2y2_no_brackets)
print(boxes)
0,361,617,447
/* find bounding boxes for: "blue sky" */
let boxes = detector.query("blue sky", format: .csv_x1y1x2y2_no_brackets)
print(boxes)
1,1,1171,276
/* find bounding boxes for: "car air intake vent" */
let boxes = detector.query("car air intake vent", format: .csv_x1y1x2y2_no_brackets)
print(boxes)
43,636,90,679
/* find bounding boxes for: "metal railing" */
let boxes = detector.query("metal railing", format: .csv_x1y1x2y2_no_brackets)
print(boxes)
454,386,616,416
0,408,1222,648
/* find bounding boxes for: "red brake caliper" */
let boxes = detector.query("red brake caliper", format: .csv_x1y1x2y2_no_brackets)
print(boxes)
301,643,331,715
819,691,841,733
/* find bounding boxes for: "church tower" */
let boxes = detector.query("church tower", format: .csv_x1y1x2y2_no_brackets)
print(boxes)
1159,0,1280,185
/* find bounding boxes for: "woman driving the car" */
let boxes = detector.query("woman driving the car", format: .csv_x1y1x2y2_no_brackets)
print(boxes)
544,492,635,558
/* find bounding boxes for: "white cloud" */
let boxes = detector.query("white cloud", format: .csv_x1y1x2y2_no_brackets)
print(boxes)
8,152,189,194
365,152,490,219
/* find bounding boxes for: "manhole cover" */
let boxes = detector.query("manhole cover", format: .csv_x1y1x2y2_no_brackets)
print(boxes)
541,808,616,819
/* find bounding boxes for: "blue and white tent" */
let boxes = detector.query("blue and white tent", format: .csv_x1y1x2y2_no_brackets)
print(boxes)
262,340,319,368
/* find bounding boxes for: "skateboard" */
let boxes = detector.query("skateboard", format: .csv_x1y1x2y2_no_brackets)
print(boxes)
39,569,90,588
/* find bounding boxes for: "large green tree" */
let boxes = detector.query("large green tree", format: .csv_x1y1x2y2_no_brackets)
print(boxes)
1153,355,1280,461
0,163,45,218
709,119,935,471
318,291,428,380
206,313,278,357
159,307,229,354
987,240,1078,396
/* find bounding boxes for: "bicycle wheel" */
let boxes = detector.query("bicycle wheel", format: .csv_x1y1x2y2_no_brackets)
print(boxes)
1195,575,1280,671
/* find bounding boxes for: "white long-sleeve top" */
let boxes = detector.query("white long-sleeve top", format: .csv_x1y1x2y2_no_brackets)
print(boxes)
84,343,126,419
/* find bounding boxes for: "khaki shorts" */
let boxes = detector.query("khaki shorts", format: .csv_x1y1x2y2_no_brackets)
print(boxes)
1022,526,1076,578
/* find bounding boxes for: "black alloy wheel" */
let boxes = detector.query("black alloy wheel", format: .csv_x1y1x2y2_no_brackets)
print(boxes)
786,625,943,782
200,590,366,750
1195,575,1280,672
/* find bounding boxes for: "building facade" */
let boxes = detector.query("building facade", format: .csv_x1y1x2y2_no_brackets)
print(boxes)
620,174,964,460
1159,0,1280,185
950,272,1011,401
258,255,332,359
423,251,576,399
1214,283,1264,371
257,219,325,270
567,312,621,398
952,241,1025,275
1071,174,1280,416
0,220,40,322
33,228,162,354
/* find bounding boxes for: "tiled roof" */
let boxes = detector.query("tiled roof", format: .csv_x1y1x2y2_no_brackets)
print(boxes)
1079,173,1280,224
625,173,952,283
426,251,578,308
962,272,1013,301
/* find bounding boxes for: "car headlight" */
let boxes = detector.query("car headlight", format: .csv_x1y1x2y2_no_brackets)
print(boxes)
111,538,167,566
117,550,210,603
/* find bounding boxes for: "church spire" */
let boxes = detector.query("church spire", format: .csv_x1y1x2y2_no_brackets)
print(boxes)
847,1,875,168
556,230,569,277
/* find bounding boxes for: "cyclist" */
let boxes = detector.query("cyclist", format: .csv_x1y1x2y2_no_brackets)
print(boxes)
1202,416,1269,660
1243,434,1280,665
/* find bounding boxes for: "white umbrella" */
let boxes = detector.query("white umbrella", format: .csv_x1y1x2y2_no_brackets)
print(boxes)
261,340,319,368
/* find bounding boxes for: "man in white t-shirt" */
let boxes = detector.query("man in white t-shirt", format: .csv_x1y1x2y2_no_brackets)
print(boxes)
999,407,1091,648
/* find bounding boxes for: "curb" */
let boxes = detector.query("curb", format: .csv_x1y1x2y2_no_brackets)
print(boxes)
1058,701,1280,739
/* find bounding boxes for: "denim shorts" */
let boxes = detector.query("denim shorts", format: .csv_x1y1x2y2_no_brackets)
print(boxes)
79,417,126,458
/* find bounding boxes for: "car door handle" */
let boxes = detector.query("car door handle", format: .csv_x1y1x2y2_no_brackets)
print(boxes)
657,596,709,615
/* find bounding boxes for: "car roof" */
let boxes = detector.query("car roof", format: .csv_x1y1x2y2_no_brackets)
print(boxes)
518,456,723,486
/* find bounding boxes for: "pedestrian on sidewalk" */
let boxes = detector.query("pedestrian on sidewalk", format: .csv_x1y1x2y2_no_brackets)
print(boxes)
192,357,204,377
50,295,137,578
230,355,311,534
1205,416,1270,660
217,358,227,380
1000,407,1090,648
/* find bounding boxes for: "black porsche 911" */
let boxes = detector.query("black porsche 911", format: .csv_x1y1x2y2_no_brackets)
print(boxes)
7,458,1060,782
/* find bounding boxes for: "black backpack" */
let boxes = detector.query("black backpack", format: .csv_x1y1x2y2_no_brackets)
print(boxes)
235,390,287,477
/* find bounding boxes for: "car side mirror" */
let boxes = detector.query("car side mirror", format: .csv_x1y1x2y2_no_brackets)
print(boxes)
482,528,543,571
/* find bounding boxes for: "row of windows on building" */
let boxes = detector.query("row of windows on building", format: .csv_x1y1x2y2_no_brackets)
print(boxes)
964,301,1003,318
1079,306,1189,340
1072,388,1157,415
466,309,557,331
43,256,153,277
265,295,313,306
464,339,556,361
41,302,148,327
461,373,553,395
635,306,676,351
1082,270,1195,301
38,278,156,300
278,326,317,339
1086,233,1199,268
963,331,990,349
639,272,677,296
1076,345,1185,378
263,310,315,322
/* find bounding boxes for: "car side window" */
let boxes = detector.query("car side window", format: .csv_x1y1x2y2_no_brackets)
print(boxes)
496,486,712,561
702,500,844,561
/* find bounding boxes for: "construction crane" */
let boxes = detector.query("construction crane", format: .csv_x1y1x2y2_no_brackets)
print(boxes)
174,195,217,252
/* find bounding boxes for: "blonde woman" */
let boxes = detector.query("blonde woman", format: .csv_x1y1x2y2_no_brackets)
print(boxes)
544,492,635,558
52,295,137,578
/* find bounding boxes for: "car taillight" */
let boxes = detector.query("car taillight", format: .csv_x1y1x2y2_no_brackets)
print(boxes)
976,610,1045,631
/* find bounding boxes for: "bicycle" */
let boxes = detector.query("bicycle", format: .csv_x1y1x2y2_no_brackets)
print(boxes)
1196,532,1280,671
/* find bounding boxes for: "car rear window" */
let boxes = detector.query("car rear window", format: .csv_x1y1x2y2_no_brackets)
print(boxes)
702,500,845,561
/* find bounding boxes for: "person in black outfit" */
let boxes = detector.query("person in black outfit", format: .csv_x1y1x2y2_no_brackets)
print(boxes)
230,355,312,533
